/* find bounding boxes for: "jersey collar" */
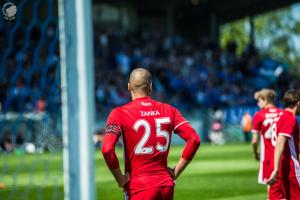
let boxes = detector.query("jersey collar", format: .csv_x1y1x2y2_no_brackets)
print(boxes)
133,96,151,101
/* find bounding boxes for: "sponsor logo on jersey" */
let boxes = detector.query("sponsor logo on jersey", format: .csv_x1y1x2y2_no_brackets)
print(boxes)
141,102,152,106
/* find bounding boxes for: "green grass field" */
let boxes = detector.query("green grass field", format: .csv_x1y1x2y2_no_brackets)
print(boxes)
0,144,267,200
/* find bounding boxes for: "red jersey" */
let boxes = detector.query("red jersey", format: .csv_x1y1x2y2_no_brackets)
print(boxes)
272,110,300,178
103,96,199,194
252,107,283,183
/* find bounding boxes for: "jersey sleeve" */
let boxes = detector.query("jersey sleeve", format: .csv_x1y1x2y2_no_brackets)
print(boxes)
252,112,261,134
105,108,123,136
102,108,123,170
174,122,200,160
173,108,189,132
277,114,297,138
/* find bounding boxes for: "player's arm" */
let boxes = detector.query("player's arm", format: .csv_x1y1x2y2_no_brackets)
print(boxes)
101,125,129,187
251,131,260,161
251,113,261,161
171,122,200,179
266,135,287,185
267,115,295,185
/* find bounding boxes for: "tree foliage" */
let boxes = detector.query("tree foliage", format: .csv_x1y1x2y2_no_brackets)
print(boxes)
221,6,300,76
220,18,250,55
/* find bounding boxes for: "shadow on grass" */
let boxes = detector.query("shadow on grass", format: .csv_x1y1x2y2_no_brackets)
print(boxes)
174,169,266,200
0,185,63,200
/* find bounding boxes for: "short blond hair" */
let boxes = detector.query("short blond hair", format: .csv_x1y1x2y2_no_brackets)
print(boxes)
254,89,276,103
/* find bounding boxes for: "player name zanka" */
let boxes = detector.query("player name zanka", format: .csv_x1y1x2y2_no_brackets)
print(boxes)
140,110,160,117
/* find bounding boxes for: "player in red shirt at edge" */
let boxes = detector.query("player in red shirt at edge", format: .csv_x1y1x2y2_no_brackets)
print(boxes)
251,89,282,192
267,90,300,200
102,68,200,200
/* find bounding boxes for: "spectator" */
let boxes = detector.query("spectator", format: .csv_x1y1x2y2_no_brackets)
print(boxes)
209,110,224,145
0,131,14,152
241,112,252,143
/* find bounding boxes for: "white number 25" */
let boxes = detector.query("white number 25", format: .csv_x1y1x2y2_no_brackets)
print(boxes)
133,117,170,155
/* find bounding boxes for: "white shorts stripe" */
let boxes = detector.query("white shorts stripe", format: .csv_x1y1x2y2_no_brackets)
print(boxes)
288,138,300,185
258,137,265,184
124,191,128,200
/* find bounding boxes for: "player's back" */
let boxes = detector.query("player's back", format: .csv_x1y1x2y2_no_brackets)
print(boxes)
252,107,283,160
117,96,186,193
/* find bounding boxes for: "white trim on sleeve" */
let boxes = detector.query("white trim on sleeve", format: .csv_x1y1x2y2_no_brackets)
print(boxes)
252,129,259,134
279,133,292,138
173,121,188,131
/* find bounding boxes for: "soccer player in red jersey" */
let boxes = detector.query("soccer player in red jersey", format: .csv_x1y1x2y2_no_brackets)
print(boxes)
267,90,300,200
102,68,200,200
251,89,282,188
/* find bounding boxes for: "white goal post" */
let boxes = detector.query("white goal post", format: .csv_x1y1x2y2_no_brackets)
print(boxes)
58,0,95,199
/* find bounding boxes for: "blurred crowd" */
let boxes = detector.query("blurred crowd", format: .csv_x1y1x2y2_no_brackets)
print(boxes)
93,30,299,115
1,26,300,116
0,23,60,114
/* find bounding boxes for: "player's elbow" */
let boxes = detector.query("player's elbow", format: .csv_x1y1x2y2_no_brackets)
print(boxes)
101,143,120,170
177,123,200,147
182,133,201,161
190,132,201,148
193,135,201,146
101,143,115,157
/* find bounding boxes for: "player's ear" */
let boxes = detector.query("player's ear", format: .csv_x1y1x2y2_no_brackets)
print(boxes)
128,83,130,91
149,83,152,93
296,101,300,109
297,101,300,115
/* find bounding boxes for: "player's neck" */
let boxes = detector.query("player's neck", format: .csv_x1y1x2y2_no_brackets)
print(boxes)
131,93,150,101
264,104,274,109
285,108,296,116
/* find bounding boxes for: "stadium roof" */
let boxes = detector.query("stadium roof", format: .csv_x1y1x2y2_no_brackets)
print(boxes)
95,0,300,24
178,0,300,24
94,0,300,39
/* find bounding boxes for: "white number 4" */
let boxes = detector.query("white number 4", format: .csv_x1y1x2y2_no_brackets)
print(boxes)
133,117,170,155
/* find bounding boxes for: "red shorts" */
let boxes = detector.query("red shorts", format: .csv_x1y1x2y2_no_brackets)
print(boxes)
125,186,174,200
268,177,300,200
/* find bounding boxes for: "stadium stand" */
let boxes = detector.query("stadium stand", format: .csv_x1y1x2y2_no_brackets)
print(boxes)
0,0,300,144
0,0,60,152
93,30,299,117
0,0,59,114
